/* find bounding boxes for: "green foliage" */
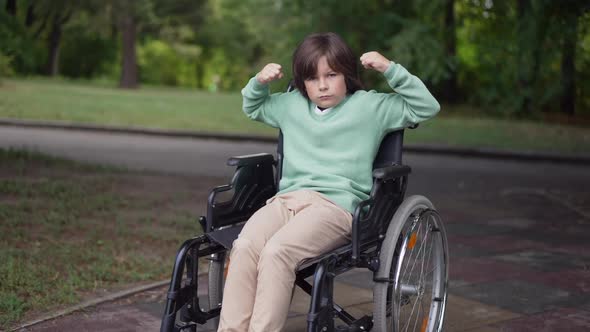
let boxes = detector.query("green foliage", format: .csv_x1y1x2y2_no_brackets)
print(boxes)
578,13,590,113
0,10,44,74
2,0,589,115
0,51,14,79
59,25,118,79
388,18,449,85
137,39,201,86
198,47,253,91
454,0,590,115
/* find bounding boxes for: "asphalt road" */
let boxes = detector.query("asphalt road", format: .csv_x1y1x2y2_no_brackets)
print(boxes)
2,125,588,195
3,125,590,331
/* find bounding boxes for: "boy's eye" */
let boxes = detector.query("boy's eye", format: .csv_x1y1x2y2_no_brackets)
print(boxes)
329,73,337,77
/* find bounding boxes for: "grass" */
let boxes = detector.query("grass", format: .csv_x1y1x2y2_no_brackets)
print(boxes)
406,117,590,153
0,77,275,136
0,77,589,154
0,149,222,329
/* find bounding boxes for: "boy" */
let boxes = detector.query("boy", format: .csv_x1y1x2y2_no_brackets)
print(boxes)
218,32,440,332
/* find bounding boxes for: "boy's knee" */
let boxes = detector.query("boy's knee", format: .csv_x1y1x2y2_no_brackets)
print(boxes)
230,238,258,260
259,241,291,267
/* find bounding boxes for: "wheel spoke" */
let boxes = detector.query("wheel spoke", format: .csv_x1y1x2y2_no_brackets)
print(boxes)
399,215,439,332
401,232,429,331
420,227,435,292
402,222,426,286
405,223,428,290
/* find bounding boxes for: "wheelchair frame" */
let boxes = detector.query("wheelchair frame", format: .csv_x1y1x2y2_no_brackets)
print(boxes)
160,129,448,332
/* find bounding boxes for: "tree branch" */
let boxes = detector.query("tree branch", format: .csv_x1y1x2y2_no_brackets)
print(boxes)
33,13,50,39
5,0,16,16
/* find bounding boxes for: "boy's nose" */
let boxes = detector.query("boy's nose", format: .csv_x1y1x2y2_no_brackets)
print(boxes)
319,78,328,91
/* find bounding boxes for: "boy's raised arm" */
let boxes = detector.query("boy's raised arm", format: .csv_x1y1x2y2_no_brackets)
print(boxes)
241,63,285,128
361,51,440,130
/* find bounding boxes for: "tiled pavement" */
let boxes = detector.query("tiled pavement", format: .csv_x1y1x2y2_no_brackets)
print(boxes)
437,190,590,331
26,188,590,331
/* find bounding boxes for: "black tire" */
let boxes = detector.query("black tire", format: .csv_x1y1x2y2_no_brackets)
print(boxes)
208,252,227,330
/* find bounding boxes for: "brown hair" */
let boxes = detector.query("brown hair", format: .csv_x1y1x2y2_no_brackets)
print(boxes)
292,32,363,99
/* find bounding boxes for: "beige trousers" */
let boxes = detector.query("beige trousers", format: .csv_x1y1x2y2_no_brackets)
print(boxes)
217,189,353,332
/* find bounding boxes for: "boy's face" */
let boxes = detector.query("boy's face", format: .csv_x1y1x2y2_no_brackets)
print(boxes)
304,56,347,109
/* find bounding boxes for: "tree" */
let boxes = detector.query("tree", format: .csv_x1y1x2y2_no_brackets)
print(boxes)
5,0,15,16
560,10,578,116
515,0,551,117
45,6,73,76
111,0,207,89
107,1,146,89
118,7,138,88
554,1,590,116
441,0,458,103
4,0,80,76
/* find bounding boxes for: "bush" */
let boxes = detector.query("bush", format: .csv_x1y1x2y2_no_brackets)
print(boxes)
59,29,118,79
0,52,14,81
138,39,200,87
200,48,252,91
0,11,43,75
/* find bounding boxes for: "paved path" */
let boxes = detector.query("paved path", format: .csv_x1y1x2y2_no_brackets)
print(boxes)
0,126,272,178
4,125,590,331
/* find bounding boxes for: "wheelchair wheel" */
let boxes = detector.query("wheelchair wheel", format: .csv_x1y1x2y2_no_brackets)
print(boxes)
373,195,448,332
208,252,227,329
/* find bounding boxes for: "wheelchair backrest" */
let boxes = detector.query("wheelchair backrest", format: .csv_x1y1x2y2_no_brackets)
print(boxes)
275,130,404,188
372,130,404,168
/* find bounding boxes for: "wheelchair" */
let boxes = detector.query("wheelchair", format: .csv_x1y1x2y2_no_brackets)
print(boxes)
160,127,449,332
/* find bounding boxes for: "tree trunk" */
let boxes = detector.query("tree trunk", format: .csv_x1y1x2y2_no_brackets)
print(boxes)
6,0,16,16
560,14,577,116
516,0,533,116
516,0,547,117
119,15,138,89
25,3,36,27
46,16,62,76
441,0,458,103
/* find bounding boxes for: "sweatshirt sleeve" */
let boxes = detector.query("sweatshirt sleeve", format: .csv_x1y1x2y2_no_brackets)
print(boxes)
241,76,285,128
373,62,440,131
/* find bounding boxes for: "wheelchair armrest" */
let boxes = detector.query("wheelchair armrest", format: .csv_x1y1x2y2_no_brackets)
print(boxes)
207,153,277,231
227,153,275,167
372,164,411,180
350,198,372,264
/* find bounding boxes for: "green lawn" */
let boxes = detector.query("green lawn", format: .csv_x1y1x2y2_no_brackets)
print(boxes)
0,149,221,329
1,77,589,154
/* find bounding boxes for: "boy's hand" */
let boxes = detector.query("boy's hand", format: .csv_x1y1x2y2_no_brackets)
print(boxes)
360,52,391,73
256,63,284,84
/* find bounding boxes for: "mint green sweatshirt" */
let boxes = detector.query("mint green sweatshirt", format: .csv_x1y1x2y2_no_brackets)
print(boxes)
241,62,440,213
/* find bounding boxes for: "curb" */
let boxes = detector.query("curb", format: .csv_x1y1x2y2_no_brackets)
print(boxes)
402,144,590,165
0,118,276,143
12,280,170,331
2,118,589,165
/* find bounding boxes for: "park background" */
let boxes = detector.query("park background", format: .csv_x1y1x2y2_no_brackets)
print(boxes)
1,0,590,153
1,0,590,329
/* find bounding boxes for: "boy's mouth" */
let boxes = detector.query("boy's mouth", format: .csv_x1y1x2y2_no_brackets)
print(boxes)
319,95,332,100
